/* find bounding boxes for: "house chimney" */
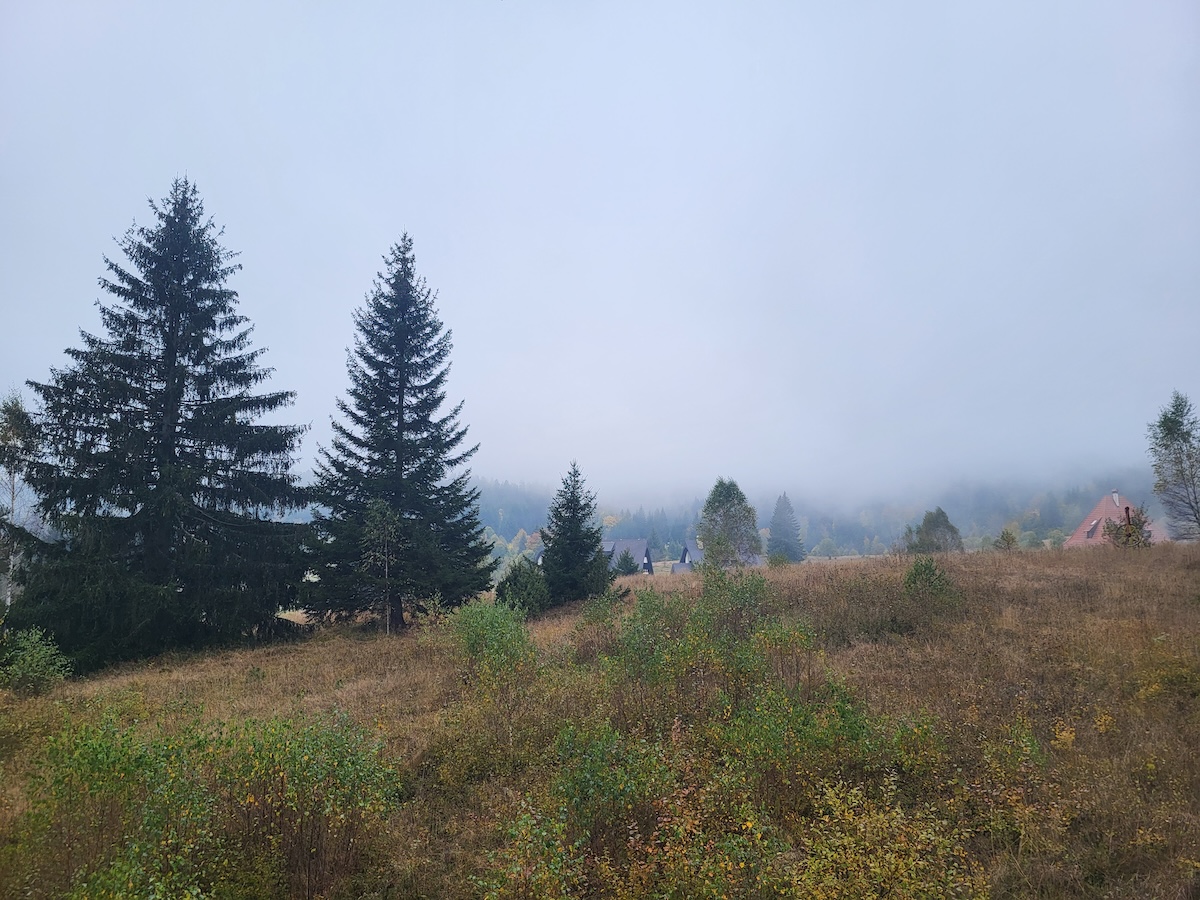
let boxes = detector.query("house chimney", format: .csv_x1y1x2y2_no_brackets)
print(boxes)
1112,489,1120,508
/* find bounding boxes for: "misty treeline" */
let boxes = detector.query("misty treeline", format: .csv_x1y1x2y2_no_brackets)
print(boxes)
476,469,1162,566
476,478,702,568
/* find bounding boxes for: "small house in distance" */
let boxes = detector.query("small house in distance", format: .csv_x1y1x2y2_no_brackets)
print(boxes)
670,539,766,571
532,540,654,575
604,539,654,575
671,540,703,573
1063,490,1161,548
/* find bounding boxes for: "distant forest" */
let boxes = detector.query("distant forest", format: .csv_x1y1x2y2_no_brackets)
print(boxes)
475,468,1162,569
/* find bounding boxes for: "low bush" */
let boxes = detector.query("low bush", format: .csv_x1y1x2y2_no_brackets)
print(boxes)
787,778,987,898
553,722,674,861
1,712,396,899
0,627,73,696
494,557,551,616
903,555,955,604
448,598,535,685
571,589,624,662
707,680,878,824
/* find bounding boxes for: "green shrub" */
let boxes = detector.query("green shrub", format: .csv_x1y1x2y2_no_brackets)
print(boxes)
4,712,396,899
449,598,535,684
217,713,398,897
767,551,792,569
479,801,586,900
572,589,624,662
903,556,954,603
708,681,877,823
603,573,774,730
787,778,987,898
0,627,73,696
754,619,818,695
495,557,551,615
553,723,674,859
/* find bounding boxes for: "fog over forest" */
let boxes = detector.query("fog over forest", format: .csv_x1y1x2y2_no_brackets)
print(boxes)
2,3,1197,509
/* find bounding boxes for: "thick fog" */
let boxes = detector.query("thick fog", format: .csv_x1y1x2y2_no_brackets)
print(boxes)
2,2,1197,508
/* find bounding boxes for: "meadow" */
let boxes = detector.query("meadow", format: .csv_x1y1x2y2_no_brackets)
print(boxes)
1,545,1198,898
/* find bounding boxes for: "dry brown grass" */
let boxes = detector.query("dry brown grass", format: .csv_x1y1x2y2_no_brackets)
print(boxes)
2,546,1199,898
784,546,1200,898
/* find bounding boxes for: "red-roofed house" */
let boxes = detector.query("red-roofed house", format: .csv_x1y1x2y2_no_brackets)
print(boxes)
1063,490,1162,548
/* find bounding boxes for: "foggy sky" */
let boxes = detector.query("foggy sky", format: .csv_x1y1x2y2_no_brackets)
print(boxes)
2,2,1197,508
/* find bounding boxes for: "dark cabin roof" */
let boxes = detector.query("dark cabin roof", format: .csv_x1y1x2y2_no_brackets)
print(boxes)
676,539,762,568
606,538,654,575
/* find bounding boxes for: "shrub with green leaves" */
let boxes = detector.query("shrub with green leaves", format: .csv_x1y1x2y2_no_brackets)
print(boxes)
479,801,586,900
449,598,535,684
495,556,551,615
708,681,877,821
0,627,73,696
572,588,624,663
2,712,396,899
553,723,674,859
788,779,986,898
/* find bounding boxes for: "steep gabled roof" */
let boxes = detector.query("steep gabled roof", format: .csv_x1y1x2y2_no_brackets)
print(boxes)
1063,490,1161,548
607,538,654,575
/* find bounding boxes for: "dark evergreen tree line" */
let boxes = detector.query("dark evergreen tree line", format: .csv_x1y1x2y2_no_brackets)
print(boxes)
9,183,495,667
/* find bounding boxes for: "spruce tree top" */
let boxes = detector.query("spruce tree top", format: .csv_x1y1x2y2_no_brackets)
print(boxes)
28,178,305,523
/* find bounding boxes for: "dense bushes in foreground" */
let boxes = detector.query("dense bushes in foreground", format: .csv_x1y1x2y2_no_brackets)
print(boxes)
0,712,395,898
1,546,1199,898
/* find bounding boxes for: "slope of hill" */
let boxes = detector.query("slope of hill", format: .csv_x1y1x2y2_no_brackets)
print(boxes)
2,545,1199,898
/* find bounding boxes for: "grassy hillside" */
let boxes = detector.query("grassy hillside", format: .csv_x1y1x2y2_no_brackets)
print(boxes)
2,546,1199,898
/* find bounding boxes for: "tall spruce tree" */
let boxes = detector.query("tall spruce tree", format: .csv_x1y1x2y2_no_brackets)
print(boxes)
540,462,612,604
12,179,307,668
309,235,494,626
767,492,805,562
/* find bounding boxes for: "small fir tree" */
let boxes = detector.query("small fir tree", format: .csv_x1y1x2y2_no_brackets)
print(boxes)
540,462,612,605
993,528,1019,552
359,499,403,633
495,557,551,615
310,235,494,627
766,492,805,562
614,548,640,576
13,179,306,667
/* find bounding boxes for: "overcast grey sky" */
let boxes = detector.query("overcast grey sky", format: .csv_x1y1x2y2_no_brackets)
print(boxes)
2,2,1197,506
